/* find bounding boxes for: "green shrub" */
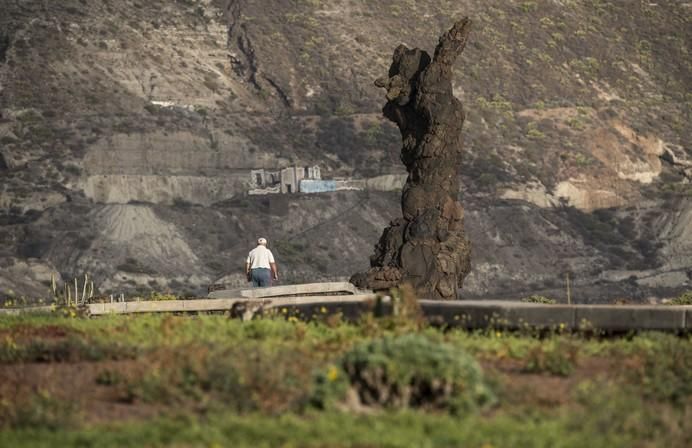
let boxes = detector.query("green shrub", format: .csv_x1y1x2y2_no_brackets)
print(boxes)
127,344,316,413
315,334,496,413
521,295,557,304
126,347,214,405
570,381,685,446
523,339,578,376
148,292,178,301
629,333,692,405
0,390,80,430
0,335,137,363
95,369,124,386
387,283,425,332
667,291,692,305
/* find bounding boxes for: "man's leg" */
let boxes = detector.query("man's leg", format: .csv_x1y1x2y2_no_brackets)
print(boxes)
251,269,261,287
258,268,271,287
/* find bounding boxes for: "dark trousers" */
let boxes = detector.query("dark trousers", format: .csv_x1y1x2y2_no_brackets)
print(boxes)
250,268,271,287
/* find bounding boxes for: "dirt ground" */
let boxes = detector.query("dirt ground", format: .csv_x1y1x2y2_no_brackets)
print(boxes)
0,354,621,425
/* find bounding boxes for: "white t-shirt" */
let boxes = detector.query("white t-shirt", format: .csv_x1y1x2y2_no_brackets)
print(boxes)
246,245,275,269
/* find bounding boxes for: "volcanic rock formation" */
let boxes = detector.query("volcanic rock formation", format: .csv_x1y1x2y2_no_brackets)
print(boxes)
351,19,473,300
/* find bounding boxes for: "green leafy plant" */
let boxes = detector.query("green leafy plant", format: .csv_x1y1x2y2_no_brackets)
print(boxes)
315,334,496,413
148,292,179,301
627,333,692,405
388,283,425,330
523,339,578,376
95,369,124,386
521,295,557,304
0,390,80,430
0,334,137,363
126,344,316,413
666,291,692,305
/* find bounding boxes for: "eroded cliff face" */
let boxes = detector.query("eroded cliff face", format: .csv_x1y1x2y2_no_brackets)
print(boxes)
0,0,690,300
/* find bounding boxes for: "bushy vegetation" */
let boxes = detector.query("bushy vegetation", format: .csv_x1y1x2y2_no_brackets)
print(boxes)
314,334,496,413
0,390,80,431
522,339,578,376
521,294,557,304
667,290,692,306
0,313,689,446
627,333,692,405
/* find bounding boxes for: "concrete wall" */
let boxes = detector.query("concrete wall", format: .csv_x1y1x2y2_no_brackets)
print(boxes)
308,166,321,180
335,179,366,191
249,169,281,188
300,179,337,193
279,166,321,193
280,167,297,193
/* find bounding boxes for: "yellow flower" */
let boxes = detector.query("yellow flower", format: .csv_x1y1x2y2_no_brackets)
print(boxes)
3,336,16,350
326,365,339,382
320,306,327,314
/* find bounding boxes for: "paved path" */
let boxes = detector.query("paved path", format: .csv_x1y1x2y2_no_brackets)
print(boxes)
208,282,361,299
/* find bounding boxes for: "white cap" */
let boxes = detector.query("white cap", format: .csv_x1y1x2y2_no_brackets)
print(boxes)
257,237,267,245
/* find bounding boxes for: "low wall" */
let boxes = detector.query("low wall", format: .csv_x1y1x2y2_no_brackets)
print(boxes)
2,297,689,331
299,180,337,193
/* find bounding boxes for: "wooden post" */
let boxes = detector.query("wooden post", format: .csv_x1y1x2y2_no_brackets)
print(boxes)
50,273,57,298
566,273,571,305
81,274,88,305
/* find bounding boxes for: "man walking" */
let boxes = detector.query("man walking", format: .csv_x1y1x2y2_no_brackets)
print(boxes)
245,237,278,287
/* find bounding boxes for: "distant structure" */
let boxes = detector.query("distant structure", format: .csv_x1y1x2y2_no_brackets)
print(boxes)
249,166,321,195
280,165,322,193
248,165,407,195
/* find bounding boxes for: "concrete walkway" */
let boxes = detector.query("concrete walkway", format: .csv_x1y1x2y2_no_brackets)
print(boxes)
208,282,362,299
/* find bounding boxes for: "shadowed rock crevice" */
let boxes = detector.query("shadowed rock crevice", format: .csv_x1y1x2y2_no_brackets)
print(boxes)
226,0,292,108
352,19,473,300
0,32,9,64
226,0,260,89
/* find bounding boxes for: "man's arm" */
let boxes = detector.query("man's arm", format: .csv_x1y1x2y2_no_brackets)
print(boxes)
245,262,251,281
268,250,278,280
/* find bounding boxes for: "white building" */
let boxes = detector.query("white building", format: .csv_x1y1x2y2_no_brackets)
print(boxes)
248,165,321,195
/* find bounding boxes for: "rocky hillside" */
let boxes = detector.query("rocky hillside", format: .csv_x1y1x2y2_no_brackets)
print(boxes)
0,0,690,302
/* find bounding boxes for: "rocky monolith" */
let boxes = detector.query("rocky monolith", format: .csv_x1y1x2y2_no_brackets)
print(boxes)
351,19,472,300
